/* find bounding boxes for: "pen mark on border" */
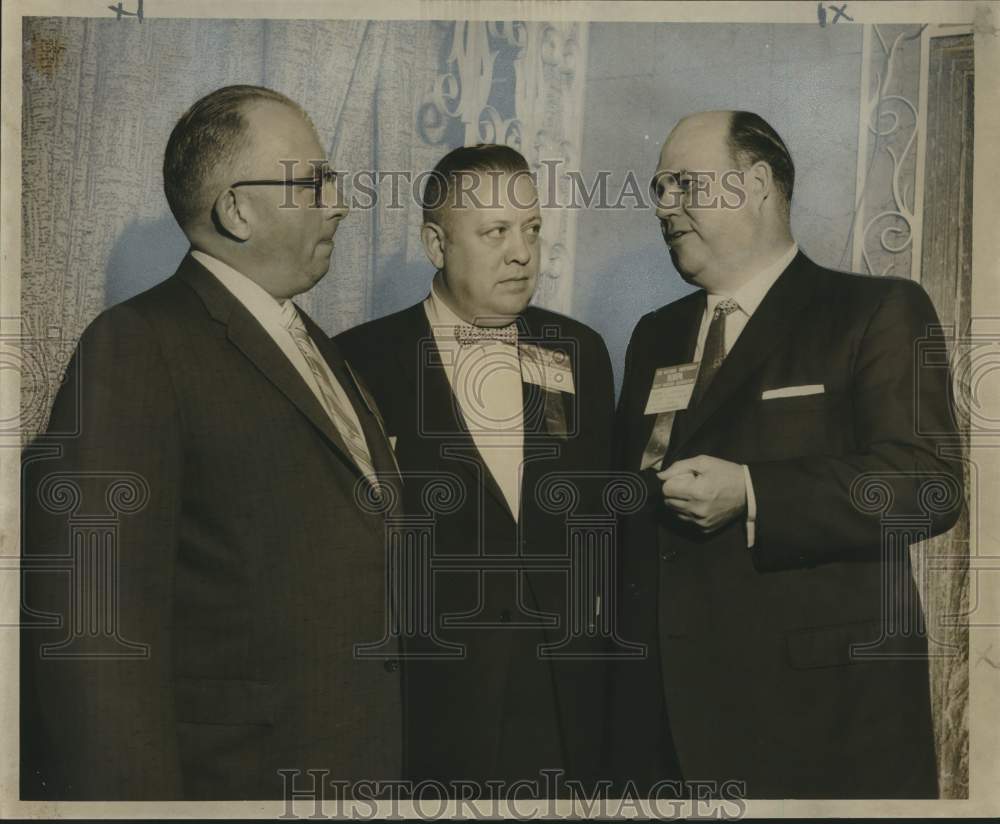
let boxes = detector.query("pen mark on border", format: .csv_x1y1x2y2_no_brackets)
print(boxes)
108,0,144,22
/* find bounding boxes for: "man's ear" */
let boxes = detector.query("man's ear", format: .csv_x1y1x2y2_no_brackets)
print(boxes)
213,188,252,242
420,222,447,270
747,160,773,212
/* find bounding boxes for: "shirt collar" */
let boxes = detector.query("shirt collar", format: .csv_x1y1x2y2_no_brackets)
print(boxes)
423,275,519,344
707,243,798,318
424,276,467,334
191,249,293,325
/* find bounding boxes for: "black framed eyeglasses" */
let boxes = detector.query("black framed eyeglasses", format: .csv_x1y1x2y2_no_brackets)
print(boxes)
230,167,341,207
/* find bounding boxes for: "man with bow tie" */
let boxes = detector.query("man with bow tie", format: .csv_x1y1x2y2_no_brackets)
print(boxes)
336,144,616,795
612,110,963,798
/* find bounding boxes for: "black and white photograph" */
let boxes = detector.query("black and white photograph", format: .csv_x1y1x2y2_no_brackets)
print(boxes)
2,0,998,818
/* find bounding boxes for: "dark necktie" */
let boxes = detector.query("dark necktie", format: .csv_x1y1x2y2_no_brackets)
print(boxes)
689,297,740,408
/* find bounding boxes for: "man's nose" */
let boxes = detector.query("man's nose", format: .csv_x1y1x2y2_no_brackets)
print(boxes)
319,176,349,217
505,230,532,265
654,184,683,220
323,198,349,220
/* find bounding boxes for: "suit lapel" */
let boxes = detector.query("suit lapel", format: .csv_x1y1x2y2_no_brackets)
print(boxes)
671,252,817,453
177,255,359,474
518,307,580,440
519,311,556,438
517,312,571,518
305,310,405,482
397,305,515,520
632,293,704,468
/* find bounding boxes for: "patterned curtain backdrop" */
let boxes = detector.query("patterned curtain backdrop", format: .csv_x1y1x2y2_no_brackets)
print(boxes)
848,24,973,798
20,17,450,438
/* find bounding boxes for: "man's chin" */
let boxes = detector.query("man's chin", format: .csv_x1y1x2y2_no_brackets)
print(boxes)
502,295,535,317
475,300,530,326
668,250,700,285
302,264,332,292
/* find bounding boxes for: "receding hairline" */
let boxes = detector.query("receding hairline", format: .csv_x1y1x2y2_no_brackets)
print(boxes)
236,97,320,153
662,110,735,154
216,99,323,188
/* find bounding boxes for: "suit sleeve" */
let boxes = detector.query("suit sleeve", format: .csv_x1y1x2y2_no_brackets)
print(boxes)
747,279,963,572
22,306,184,799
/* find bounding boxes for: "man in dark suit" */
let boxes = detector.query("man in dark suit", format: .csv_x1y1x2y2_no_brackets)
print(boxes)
21,85,403,800
613,110,962,798
336,145,616,796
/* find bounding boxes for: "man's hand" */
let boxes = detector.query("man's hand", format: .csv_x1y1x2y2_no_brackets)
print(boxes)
657,455,747,532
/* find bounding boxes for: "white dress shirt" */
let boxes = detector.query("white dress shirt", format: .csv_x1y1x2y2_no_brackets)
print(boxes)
423,281,524,521
190,250,366,445
693,243,798,548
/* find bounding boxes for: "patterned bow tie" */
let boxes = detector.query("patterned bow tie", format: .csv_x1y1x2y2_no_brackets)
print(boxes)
454,323,518,347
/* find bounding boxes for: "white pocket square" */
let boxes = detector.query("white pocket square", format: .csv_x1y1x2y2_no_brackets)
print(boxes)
389,436,398,450
761,384,825,400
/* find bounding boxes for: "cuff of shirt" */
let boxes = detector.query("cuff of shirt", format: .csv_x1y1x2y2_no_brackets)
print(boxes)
742,463,757,548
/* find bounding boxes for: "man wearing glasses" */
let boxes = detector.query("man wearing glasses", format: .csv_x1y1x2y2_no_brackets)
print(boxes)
21,85,403,800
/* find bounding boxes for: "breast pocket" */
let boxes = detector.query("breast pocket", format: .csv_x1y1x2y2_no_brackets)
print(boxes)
754,390,850,460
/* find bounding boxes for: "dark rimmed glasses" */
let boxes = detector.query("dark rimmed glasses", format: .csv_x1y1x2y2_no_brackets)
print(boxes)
230,166,341,208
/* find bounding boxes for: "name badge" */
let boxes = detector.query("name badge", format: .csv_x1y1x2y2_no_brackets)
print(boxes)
520,344,576,395
644,363,699,415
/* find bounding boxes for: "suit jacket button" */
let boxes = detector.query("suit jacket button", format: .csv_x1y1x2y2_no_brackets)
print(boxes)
499,609,512,624
660,549,677,562
383,659,400,673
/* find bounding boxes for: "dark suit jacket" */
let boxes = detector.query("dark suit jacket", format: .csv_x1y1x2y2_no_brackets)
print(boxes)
613,252,963,798
21,254,403,800
336,301,615,793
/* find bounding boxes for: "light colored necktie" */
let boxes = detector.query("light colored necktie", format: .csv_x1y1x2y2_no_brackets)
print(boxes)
454,323,518,347
280,301,378,485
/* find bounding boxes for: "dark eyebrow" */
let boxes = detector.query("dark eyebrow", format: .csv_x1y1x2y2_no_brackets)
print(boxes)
479,219,513,230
